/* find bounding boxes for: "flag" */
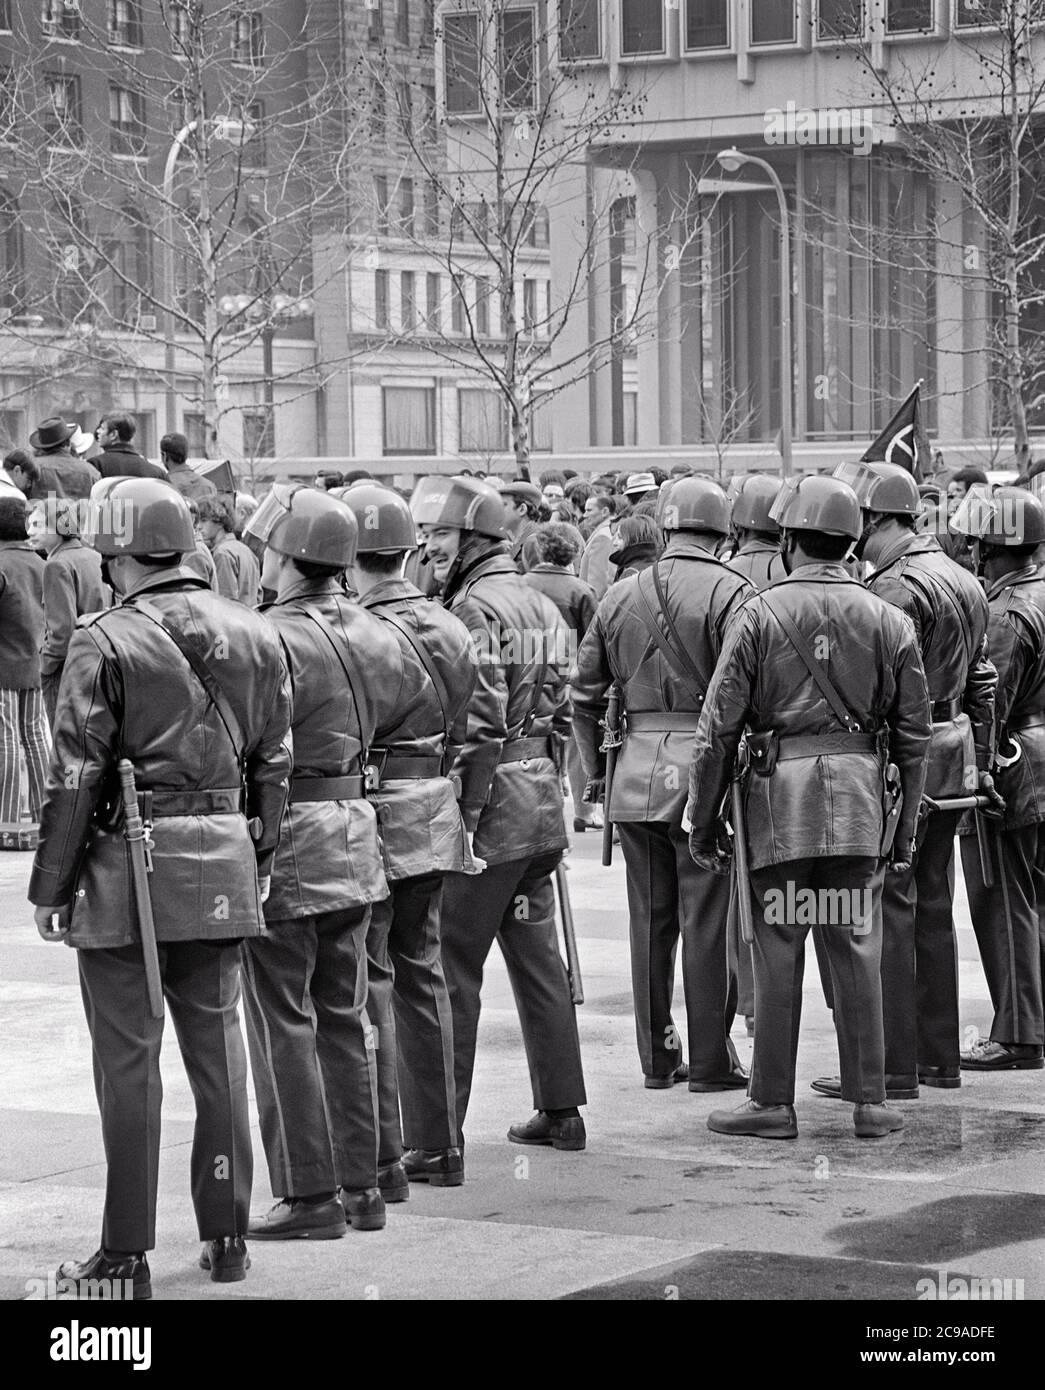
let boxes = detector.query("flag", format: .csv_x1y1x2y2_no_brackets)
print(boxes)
189,458,237,498
861,382,927,482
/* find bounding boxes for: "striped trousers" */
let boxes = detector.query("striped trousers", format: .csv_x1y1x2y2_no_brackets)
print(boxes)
0,687,51,823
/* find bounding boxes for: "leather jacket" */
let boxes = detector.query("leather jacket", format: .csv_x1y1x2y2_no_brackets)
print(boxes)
982,564,1045,830
28,569,292,946
727,538,787,590
686,563,932,868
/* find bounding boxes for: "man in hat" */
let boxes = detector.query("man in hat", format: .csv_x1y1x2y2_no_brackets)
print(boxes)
499,479,543,570
623,472,660,507
29,418,98,501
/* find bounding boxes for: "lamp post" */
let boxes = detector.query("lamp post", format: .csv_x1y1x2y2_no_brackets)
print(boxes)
705,148,794,477
217,290,314,462
162,116,252,436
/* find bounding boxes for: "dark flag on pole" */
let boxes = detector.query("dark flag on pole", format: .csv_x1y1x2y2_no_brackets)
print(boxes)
861,381,927,482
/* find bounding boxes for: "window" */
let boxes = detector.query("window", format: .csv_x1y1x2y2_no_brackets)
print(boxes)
44,73,82,145
374,268,389,329
401,271,417,331
42,1,80,39
171,1,191,49
451,276,467,333
521,205,551,248
240,100,265,166
108,0,143,48
232,9,264,64
0,2,11,32
368,0,384,44
500,9,536,109
370,78,385,139
459,390,507,452
885,0,933,31
818,0,863,38
423,179,440,237
374,174,389,234
530,392,553,451
621,0,664,56
523,277,538,334
419,84,437,140
422,0,435,46
383,386,435,454
444,12,481,115
955,0,1003,26
685,0,729,49
243,409,274,458
110,205,152,319
475,275,490,335
396,0,409,43
0,188,24,314
109,86,147,157
751,0,796,44
397,177,414,236
397,78,412,139
184,413,206,457
426,271,441,331
560,0,601,60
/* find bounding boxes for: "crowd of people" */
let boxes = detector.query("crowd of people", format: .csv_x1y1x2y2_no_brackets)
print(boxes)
2,408,1042,1300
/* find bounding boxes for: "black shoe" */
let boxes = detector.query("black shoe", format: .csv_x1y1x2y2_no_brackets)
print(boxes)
56,1249,151,1301
340,1187,387,1230
644,1062,688,1090
918,1066,961,1089
247,1197,345,1241
507,1111,586,1151
707,1100,798,1139
811,1075,919,1101
198,1236,250,1282
689,1063,750,1093
854,1103,905,1138
960,1040,1045,1071
402,1147,465,1187
378,1159,410,1203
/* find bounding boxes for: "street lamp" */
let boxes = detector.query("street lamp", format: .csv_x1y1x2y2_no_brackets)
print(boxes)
162,116,254,435
706,147,794,477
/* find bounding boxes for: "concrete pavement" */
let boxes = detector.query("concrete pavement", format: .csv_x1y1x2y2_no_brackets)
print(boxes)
1,816,1043,1302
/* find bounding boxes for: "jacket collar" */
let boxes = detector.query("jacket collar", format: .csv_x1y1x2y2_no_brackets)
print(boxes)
609,541,658,569
735,538,780,556
120,566,209,600
47,536,85,558
358,576,423,609
987,562,1042,600
869,529,938,576
272,575,345,606
528,562,572,575
0,539,34,553
784,562,858,582
661,536,725,564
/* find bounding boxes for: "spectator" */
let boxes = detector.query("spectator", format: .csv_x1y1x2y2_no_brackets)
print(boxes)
342,468,375,486
623,472,660,508
162,433,217,503
579,490,618,599
608,512,663,583
1,449,38,498
34,498,108,726
942,466,990,571
181,498,218,589
0,495,50,826
233,492,258,539
499,479,543,569
196,497,260,605
523,524,600,831
313,469,344,491
28,418,98,501
93,413,166,480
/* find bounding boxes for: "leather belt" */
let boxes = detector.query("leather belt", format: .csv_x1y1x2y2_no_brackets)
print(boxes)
931,698,962,721
498,736,553,764
372,754,444,778
1008,714,1045,733
290,775,366,803
139,787,242,817
626,711,702,731
775,733,879,760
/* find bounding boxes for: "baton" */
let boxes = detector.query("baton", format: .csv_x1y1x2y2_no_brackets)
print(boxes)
730,748,755,946
921,792,995,888
118,760,164,1020
554,860,584,1005
600,686,622,868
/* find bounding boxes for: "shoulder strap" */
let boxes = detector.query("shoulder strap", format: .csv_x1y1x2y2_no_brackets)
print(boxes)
132,596,247,756
760,592,862,733
635,566,707,703
300,608,367,757
377,605,453,739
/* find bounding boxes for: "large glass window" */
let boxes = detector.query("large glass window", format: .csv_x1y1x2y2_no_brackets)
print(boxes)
44,73,82,145
400,270,417,332
444,12,481,115
621,0,664,56
42,0,80,38
885,1,933,32
559,0,601,60
686,0,729,49
109,86,146,157
384,386,435,454
818,1,863,39
231,9,265,64
500,9,536,109
426,272,441,331
108,0,143,48
751,0,796,45
374,269,389,330
955,0,1003,26
459,390,507,452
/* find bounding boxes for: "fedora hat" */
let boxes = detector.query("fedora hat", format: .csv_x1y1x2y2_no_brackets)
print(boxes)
30,417,75,451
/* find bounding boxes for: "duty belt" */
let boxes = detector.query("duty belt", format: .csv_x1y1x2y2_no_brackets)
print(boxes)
137,787,242,817
775,733,879,760
626,711,702,732
498,736,553,764
290,775,366,803
931,698,962,722
1007,713,1045,733
370,753,444,779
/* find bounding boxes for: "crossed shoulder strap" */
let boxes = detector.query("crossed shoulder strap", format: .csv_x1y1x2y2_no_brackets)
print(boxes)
634,565,709,705
759,591,862,734
376,605,453,739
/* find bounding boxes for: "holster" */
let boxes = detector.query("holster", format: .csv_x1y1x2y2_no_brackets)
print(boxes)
748,730,779,777
881,761,904,856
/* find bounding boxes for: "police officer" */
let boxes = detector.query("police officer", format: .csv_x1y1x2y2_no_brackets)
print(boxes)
572,477,753,1091
340,482,478,1192
412,476,587,1154
30,477,292,1295
240,486,403,1239
727,474,787,589
687,476,931,1139
953,487,1045,1072
811,463,998,1101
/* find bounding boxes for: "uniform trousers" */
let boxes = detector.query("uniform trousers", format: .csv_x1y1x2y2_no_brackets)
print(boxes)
0,686,50,822
441,851,586,1132
241,907,379,1196
961,823,1045,1046
727,867,755,1018
76,939,251,1253
749,856,886,1105
880,809,961,1080
617,822,738,1081
366,873,458,1159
